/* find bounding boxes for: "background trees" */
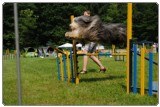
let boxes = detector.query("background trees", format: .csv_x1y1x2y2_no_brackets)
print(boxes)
3,3,158,49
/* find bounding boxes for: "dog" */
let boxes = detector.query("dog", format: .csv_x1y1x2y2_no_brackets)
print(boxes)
65,15,126,46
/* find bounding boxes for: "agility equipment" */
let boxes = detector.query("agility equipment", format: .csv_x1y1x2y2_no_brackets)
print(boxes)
55,4,158,96
55,47,111,84
126,3,158,96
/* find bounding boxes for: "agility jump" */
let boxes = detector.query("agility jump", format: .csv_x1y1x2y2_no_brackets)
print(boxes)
55,3,158,96
55,43,111,84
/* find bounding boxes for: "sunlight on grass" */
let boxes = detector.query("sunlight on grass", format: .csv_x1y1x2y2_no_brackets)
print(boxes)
2,55,158,105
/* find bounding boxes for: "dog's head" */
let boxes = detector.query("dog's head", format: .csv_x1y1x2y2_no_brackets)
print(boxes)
70,16,93,30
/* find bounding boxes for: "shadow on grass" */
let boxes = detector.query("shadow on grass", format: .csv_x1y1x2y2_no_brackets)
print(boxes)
80,75,125,82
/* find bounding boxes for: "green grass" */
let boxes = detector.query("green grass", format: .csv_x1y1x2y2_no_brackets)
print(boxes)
3,54,158,105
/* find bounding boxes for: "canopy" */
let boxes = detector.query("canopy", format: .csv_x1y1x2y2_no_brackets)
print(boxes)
58,43,82,48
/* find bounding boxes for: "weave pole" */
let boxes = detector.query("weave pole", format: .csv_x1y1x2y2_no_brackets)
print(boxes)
66,51,71,82
69,48,74,82
140,47,145,96
59,54,64,81
133,44,137,93
127,3,132,94
148,52,153,96
56,53,61,80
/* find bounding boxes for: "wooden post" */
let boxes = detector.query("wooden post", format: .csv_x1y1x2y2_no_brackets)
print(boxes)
73,40,79,84
70,15,79,84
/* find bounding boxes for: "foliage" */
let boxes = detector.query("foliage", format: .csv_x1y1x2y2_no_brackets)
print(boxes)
3,3,158,49
19,8,37,47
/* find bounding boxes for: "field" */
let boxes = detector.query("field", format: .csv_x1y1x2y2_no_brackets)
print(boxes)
2,54,158,105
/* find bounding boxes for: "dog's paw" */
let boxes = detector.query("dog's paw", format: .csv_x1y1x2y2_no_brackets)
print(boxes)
65,32,69,37
65,32,74,40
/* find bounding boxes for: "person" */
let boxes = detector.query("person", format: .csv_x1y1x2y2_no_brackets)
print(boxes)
80,10,106,74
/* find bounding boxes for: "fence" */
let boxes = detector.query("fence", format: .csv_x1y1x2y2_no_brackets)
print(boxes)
3,49,16,60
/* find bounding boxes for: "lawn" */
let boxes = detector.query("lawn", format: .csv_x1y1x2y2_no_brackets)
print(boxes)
2,54,158,105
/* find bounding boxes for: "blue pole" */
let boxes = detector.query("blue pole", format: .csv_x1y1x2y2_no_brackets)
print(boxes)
69,48,74,82
63,54,67,81
133,44,137,93
56,53,60,80
149,52,153,96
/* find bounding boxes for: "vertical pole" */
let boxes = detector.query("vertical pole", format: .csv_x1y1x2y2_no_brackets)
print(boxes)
127,3,132,94
112,44,117,61
71,15,79,84
14,3,22,105
73,40,79,84
63,54,67,81
140,47,145,96
66,50,71,82
133,44,137,93
129,40,133,90
70,16,75,82
56,53,61,80
69,48,74,82
112,44,115,53
59,54,64,81
71,15,74,23
149,52,153,96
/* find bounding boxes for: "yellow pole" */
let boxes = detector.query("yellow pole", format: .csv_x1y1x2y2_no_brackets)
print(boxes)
140,47,145,96
66,50,71,82
127,3,132,94
59,54,64,81
71,15,79,84
71,15,74,23
112,44,115,53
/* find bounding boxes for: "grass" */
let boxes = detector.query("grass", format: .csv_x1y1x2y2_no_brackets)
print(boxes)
2,54,158,105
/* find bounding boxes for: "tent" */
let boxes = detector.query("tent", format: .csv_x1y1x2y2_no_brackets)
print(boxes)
37,46,54,57
23,47,38,57
58,43,72,48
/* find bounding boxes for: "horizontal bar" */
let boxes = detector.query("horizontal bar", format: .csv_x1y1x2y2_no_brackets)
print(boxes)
55,48,66,54
77,53,112,56
112,53,127,56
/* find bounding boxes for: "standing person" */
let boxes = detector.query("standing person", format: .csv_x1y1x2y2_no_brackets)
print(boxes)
80,10,106,74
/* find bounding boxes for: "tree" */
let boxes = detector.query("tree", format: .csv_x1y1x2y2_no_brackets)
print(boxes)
19,8,37,47
3,3,158,50
3,3,15,49
133,3,158,42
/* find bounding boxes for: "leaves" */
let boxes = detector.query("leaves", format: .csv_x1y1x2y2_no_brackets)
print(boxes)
3,3,158,49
